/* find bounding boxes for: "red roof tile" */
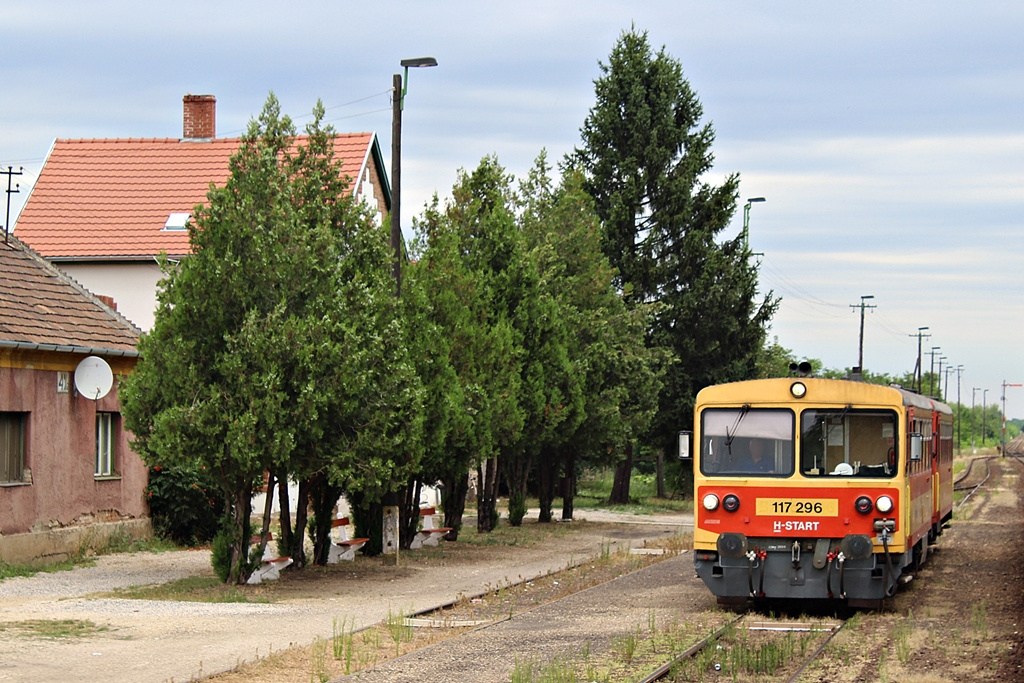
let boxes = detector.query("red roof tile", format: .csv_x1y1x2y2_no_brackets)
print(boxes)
14,133,378,260
0,235,139,354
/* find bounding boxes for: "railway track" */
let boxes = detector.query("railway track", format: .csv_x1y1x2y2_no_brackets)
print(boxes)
635,613,847,683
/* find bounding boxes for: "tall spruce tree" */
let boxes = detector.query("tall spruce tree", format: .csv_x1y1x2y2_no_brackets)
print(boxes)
574,29,778,501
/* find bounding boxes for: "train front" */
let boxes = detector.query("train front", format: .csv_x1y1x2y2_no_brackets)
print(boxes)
689,378,913,607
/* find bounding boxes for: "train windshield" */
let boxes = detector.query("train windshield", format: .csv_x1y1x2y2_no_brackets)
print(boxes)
799,408,898,478
699,408,795,476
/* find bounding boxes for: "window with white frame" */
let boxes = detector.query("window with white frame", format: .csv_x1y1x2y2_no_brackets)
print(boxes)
96,412,117,477
1,413,26,483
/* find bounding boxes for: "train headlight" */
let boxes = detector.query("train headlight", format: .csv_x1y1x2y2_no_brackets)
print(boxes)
854,495,873,514
722,494,741,512
875,495,894,514
790,381,807,398
702,493,720,511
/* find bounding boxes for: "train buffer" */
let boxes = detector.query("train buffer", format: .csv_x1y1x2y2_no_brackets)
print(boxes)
410,507,452,549
328,517,370,563
246,532,293,584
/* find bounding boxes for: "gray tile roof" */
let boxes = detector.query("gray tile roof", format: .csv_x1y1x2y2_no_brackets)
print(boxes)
0,235,139,356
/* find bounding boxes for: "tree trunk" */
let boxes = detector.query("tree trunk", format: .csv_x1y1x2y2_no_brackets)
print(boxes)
477,457,500,533
229,481,254,585
292,477,309,568
561,449,577,521
537,450,558,523
656,448,666,499
505,453,532,527
399,480,423,550
441,471,468,540
609,442,634,505
309,472,343,565
276,470,296,564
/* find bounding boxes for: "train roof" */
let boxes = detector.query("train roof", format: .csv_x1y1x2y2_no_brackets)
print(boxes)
697,377,953,415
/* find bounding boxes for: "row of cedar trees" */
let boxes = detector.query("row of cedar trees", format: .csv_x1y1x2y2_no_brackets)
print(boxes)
120,29,778,584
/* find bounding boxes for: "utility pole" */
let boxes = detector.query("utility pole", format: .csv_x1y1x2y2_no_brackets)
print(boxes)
928,347,941,397
910,327,930,393
2,165,23,245
955,365,964,453
971,387,980,452
850,295,875,373
1001,381,1022,456
982,389,989,448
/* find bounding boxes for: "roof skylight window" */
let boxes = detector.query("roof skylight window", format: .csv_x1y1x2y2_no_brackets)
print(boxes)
163,212,190,231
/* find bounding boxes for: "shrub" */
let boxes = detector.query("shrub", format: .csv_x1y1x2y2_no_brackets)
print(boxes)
144,464,224,546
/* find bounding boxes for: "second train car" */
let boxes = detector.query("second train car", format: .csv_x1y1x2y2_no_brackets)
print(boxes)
684,376,953,608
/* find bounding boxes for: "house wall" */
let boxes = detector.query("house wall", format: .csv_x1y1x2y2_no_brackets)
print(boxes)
357,152,389,228
59,261,165,331
0,349,147,538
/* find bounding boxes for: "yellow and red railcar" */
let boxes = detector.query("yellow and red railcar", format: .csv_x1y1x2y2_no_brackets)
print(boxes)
687,377,953,607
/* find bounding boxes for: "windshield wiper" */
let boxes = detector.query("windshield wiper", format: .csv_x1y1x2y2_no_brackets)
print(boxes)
724,404,751,450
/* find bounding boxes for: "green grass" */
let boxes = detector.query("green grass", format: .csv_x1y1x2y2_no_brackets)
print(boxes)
99,575,265,603
0,619,109,639
574,469,692,515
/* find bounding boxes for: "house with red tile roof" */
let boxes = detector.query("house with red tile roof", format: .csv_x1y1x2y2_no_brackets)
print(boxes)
0,234,146,563
14,95,391,330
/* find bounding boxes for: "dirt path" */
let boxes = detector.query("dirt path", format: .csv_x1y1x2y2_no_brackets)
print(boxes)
0,511,690,683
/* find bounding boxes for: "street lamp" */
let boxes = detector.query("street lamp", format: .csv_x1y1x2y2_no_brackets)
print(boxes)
390,56,438,295
384,56,437,564
741,197,765,252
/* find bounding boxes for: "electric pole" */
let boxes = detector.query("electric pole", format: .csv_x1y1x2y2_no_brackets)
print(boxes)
2,165,23,245
850,295,875,373
910,327,930,393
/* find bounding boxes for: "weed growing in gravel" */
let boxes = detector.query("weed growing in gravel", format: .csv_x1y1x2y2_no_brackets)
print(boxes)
309,637,328,683
971,600,988,639
511,654,587,683
894,610,914,664
385,606,414,656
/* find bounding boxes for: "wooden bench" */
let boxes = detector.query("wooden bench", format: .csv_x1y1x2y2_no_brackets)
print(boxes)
328,517,370,563
410,507,453,549
246,532,293,584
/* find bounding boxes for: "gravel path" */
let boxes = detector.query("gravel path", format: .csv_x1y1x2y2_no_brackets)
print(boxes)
0,511,691,683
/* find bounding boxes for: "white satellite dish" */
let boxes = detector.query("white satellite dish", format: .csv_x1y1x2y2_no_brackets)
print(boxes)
74,356,114,400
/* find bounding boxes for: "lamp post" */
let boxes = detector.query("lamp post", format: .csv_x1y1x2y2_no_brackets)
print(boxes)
384,56,437,565
741,197,765,252
390,56,438,296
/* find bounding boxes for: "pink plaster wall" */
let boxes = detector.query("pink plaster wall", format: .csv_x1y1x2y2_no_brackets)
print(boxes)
0,356,147,536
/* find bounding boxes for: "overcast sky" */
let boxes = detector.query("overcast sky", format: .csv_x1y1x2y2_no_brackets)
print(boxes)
4,1,1022,421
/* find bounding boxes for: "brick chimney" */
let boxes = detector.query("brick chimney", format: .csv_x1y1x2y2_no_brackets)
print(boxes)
182,94,216,140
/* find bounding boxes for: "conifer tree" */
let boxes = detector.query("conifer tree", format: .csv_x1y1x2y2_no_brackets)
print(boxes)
574,29,778,501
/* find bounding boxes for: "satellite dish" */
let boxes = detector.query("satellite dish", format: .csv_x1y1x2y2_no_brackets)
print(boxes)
74,356,114,400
